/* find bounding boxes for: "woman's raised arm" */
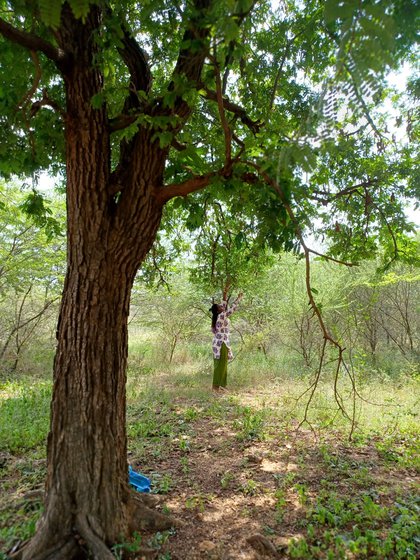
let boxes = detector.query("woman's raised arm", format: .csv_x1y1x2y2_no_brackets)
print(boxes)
225,293,243,316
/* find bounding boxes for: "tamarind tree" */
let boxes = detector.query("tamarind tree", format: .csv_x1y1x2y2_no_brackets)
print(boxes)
0,0,418,557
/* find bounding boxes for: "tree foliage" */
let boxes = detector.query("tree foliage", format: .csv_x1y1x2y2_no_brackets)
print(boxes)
0,0,418,267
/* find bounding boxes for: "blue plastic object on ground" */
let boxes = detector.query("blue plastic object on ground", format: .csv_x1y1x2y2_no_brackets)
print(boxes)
129,465,151,493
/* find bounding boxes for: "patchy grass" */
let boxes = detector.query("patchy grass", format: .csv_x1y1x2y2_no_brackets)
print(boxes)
0,381,51,453
1,353,419,559
123,358,420,559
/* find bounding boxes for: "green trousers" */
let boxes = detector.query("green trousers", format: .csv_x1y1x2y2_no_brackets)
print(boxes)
213,342,228,388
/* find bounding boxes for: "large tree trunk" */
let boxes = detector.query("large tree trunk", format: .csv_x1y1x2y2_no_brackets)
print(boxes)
16,8,170,560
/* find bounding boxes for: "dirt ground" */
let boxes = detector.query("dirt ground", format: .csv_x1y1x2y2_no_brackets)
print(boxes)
1,383,418,559
132,391,419,560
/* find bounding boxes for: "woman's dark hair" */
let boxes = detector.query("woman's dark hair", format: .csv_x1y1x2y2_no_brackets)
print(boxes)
210,303,220,332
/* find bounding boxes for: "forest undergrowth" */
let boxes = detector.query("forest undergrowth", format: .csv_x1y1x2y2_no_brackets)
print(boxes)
0,337,419,559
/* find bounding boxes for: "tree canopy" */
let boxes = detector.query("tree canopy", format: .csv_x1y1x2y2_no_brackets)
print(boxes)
1,0,418,266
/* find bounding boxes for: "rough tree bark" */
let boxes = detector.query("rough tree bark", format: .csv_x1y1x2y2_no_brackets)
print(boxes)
12,7,172,560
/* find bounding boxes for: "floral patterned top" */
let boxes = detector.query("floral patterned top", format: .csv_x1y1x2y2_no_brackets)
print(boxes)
212,295,242,360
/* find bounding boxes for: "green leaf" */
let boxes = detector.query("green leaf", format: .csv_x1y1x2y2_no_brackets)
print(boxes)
163,91,177,109
171,197,184,209
324,0,355,23
19,191,50,218
235,232,245,249
68,0,94,21
221,17,240,42
91,92,105,109
152,131,173,149
38,0,63,29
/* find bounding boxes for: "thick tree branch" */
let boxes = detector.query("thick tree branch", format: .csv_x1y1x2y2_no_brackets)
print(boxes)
30,88,66,119
111,2,212,182
110,81,263,139
156,167,259,204
0,17,68,67
199,85,263,134
108,20,153,185
109,113,138,132
117,23,152,113
171,137,187,151
119,29,152,94
165,0,212,121
210,49,232,171
107,14,152,134
156,172,218,204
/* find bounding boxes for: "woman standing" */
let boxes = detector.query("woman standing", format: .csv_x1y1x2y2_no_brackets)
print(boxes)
210,292,243,391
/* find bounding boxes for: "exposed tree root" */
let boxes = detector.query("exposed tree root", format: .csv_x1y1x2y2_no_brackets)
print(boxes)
247,533,281,558
10,536,80,560
9,490,178,560
75,514,115,560
127,491,181,532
